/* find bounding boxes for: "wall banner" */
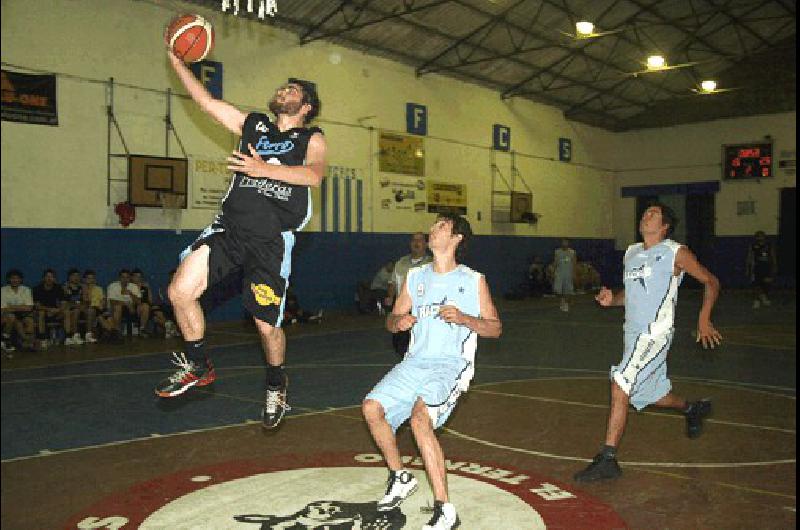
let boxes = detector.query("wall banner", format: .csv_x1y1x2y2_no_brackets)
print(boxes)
1,69,58,126
378,176,427,213
378,131,425,176
189,155,232,210
427,181,467,215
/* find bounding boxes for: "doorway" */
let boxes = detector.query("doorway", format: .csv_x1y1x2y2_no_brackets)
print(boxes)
778,187,796,282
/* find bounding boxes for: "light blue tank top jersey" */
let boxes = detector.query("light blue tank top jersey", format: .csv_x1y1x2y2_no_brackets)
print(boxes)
623,239,684,335
404,263,482,364
554,248,575,276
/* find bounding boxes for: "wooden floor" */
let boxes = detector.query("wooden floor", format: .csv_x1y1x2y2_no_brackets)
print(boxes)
1,291,795,529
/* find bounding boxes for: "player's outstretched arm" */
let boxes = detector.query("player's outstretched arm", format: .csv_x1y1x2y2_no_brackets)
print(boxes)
387,277,416,333
166,51,245,135
676,246,722,349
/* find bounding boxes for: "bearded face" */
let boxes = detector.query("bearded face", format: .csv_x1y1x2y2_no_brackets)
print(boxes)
268,83,306,118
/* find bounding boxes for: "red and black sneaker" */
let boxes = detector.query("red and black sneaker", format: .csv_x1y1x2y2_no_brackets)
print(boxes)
155,352,216,398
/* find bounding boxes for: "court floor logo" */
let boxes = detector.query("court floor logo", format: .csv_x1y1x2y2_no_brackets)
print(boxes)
67,452,627,529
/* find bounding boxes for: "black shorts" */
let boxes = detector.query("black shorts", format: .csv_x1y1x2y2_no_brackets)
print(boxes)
185,217,295,326
7,311,33,321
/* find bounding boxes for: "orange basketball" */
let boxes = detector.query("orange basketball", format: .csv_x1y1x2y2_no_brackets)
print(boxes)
166,14,214,63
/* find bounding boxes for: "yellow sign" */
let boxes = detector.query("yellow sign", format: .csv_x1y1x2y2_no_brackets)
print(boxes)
427,181,467,215
190,155,232,210
378,131,425,176
250,283,282,306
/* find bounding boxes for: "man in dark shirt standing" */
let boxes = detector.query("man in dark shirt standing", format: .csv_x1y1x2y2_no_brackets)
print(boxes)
746,231,777,309
33,269,68,347
154,33,327,431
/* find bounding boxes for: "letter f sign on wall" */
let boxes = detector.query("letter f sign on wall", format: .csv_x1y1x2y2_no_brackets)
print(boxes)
190,61,223,99
406,103,427,136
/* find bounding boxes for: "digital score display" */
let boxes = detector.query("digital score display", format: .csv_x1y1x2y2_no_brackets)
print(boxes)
723,142,773,180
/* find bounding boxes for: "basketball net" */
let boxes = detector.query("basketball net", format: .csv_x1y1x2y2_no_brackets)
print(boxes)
158,192,184,235
221,0,277,19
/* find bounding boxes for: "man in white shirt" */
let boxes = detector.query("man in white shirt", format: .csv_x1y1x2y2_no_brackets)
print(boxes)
106,269,141,333
1,269,35,352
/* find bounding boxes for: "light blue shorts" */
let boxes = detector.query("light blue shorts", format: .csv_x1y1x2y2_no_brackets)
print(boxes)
365,357,468,432
610,332,673,410
553,274,574,295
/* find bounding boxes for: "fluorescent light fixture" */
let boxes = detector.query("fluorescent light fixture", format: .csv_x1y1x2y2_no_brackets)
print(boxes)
700,80,717,92
646,55,666,70
575,21,595,36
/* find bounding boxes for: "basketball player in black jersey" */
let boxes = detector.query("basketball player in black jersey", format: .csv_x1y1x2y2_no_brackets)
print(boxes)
154,45,327,430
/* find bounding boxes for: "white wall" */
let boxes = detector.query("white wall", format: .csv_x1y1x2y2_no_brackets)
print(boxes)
611,112,796,244
2,0,793,245
1,0,617,238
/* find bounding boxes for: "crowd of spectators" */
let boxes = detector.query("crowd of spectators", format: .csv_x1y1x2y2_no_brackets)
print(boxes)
1,267,179,355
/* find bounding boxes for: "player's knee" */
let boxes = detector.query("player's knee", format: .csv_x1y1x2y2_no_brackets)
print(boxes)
362,399,385,422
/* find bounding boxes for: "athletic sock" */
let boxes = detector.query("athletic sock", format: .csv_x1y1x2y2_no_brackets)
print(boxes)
184,339,206,366
266,363,285,388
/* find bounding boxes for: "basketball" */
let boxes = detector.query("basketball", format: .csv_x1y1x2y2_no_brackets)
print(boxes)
165,14,214,63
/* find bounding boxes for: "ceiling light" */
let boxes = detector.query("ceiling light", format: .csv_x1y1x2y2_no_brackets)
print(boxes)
575,21,595,37
700,80,717,93
646,55,666,70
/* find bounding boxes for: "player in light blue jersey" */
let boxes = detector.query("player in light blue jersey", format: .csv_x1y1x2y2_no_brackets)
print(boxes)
574,202,722,483
363,213,502,530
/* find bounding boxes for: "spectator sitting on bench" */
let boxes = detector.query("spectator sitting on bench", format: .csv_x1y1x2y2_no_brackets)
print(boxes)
131,268,154,337
82,270,118,343
33,268,69,347
63,268,93,345
1,269,36,353
106,269,141,336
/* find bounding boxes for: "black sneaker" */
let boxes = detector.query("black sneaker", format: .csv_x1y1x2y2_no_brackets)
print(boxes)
574,453,622,482
262,373,290,429
686,399,712,439
422,500,460,530
155,352,215,398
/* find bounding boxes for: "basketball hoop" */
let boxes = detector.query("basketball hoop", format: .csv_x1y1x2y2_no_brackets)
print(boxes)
158,192,185,235
222,0,277,18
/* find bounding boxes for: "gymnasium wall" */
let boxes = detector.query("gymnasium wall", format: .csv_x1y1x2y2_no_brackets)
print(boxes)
0,0,617,238
1,0,794,316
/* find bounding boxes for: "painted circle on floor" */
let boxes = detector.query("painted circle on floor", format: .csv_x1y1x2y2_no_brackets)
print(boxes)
67,452,626,529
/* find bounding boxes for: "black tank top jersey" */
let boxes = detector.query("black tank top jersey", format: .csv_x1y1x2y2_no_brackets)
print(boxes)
221,112,323,234
751,242,772,265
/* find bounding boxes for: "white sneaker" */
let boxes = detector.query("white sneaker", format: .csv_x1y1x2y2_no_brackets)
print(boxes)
71,333,84,345
85,332,98,344
64,337,76,346
560,301,569,312
377,470,418,511
761,297,771,306
752,299,761,309
422,501,460,530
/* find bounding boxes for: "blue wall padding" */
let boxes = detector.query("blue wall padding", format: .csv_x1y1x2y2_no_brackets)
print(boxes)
6,228,777,321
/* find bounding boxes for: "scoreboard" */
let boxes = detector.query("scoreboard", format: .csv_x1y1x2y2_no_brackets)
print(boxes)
723,142,773,180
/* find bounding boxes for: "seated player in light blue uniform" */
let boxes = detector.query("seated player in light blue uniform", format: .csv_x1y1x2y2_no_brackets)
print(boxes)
362,213,502,530
574,202,722,482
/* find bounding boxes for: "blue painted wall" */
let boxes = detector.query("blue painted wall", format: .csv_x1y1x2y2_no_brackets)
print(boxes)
2,228,623,320
9,229,785,321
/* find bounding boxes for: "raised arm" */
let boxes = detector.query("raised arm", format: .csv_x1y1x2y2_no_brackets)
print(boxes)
167,50,246,135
